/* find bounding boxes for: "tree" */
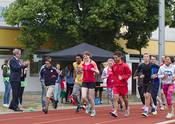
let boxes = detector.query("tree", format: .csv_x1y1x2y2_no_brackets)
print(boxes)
3,0,175,58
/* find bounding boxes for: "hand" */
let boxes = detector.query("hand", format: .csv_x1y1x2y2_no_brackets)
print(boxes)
140,74,144,79
91,68,95,71
151,74,157,79
133,76,138,80
118,75,123,80
162,74,168,80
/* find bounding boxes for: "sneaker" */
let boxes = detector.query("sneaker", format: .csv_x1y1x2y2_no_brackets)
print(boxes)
85,105,91,114
166,113,174,119
76,105,81,113
3,104,9,108
54,100,58,109
142,111,148,117
151,107,157,116
90,110,96,117
43,108,48,114
110,111,118,118
160,106,165,111
124,108,130,117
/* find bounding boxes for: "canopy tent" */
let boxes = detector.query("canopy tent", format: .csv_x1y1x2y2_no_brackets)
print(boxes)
45,43,113,62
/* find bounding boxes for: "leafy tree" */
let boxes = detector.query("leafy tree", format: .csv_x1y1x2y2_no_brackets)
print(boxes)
3,0,175,58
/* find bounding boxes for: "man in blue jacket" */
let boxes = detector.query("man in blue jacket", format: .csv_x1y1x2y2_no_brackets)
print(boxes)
9,49,29,111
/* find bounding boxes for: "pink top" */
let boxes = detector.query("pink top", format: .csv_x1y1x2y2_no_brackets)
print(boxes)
107,67,114,88
82,63,96,83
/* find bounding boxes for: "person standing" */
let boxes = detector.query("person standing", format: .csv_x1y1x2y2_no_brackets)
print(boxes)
81,51,99,117
110,51,131,117
158,56,175,119
18,67,28,106
1,59,11,107
40,59,58,114
9,49,29,111
72,54,83,112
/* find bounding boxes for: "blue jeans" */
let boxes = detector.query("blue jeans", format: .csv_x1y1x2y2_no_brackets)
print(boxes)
54,83,61,101
41,80,46,109
3,80,11,104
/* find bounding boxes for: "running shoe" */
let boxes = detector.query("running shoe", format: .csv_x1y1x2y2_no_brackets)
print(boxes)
90,110,96,117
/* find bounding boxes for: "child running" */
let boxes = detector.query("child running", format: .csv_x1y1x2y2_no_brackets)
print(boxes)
101,59,114,111
158,56,175,119
40,59,58,114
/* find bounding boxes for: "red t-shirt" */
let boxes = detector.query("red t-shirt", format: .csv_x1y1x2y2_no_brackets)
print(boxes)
82,63,96,83
107,67,114,88
112,62,131,87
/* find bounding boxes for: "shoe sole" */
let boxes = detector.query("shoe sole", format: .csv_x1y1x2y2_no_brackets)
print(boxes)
142,113,148,117
110,112,118,118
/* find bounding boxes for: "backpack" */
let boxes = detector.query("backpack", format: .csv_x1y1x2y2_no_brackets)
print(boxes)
1,64,10,77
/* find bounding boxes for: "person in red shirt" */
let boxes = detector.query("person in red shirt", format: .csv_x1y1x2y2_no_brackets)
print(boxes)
110,51,132,118
81,51,99,117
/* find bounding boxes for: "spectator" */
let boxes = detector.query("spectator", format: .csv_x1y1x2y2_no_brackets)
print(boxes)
9,49,29,112
1,59,11,107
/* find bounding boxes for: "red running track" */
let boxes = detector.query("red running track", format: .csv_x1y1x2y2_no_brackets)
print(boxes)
0,105,175,124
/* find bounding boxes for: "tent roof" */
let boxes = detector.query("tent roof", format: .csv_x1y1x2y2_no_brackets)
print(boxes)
45,43,113,62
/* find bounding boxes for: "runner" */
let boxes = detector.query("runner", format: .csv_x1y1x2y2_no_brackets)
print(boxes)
135,53,153,117
81,51,99,117
110,51,131,117
158,56,175,119
40,59,58,114
72,54,83,112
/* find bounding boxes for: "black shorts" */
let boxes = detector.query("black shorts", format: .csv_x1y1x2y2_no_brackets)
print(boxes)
95,82,103,92
82,82,96,89
143,82,153,94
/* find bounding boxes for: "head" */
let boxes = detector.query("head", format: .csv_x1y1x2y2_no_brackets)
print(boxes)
56,64,61,70
83,51,91,62
113,51,122,63
161,56,165,64
107,58,114,67
143,53,150,63
45,60,52,68
13,49,21,59
4,59,9,65
164,56,174,66
150,56,157,64
75,54,82,64
45,56,52,62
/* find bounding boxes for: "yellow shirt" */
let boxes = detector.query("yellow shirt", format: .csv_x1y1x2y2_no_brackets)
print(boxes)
73,61,83,84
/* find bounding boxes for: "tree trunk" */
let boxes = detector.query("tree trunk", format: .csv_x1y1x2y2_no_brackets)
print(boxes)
139,48,142,63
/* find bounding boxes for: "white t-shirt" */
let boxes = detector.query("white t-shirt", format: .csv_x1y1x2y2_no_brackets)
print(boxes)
158,64,175,84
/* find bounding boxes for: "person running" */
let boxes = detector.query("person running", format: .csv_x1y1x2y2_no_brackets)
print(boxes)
81,51,99,117
65,64,74,103
110,51,131,117
158,56,167,110
150,56,160,115
136,53,153,117
53,64,63,109
39,56,52,112
158,56,175,119
101,58,114,111
133,67,145,109
71,54,83,112
1,59,11,107
40,59,58,114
